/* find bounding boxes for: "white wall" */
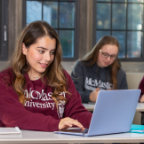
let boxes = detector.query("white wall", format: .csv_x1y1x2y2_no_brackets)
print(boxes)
0,61,10,71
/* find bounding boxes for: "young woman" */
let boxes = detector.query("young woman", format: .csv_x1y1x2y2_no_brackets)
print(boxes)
0,21,92,131
71,36,128,103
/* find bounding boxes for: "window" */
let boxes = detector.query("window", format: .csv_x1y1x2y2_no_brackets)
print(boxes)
25,0,76,60
95,0,144,61
0,0,8,61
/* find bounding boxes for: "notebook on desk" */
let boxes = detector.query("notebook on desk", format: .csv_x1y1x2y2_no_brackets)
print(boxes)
55,89,141,136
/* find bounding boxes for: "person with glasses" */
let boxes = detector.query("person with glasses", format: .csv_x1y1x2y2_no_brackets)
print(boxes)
71,35,128,103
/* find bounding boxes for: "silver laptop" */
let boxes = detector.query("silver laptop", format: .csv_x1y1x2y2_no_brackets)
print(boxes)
55,89,141,136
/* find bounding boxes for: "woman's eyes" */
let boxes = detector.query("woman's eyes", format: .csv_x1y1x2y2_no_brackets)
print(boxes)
38,50,45,54
38,49,55,55
50,51,55,55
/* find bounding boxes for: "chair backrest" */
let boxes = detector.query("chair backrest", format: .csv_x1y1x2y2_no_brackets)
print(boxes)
126,72,143,89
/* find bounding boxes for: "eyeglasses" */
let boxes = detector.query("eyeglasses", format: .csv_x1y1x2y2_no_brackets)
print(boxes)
99,50,117,60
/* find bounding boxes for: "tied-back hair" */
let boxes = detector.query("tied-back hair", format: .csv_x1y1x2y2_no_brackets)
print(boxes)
11,21,68,105
81,35,120,89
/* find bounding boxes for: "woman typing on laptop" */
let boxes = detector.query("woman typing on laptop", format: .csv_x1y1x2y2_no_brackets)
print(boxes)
0,21,92,131
71,36,128,103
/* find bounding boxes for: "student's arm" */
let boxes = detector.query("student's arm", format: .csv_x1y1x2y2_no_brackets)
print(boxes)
0,82,60,131
71,61,91,103
140,95,144,103
89,88,100,102
138,76,144,102
64,71,92,128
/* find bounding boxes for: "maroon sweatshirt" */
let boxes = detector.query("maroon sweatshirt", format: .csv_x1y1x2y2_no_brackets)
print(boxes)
0,68,92,131
138,76,144,100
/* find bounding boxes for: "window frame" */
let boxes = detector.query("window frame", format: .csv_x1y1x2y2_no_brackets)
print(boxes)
23,0,79,61
0,0,8,61
94,0,144,62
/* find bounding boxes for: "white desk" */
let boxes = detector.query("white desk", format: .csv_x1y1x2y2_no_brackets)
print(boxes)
83,103,144,112
0,130,144,144
136,103,144,112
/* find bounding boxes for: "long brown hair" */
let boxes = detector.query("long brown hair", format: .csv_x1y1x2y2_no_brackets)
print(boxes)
81,35,120,89
11,21,67,104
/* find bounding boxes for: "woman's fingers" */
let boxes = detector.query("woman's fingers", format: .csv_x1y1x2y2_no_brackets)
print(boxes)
58,117,84,130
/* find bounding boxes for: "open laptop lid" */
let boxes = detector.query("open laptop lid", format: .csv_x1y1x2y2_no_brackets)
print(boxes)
87,89,141,136
55,89,141,136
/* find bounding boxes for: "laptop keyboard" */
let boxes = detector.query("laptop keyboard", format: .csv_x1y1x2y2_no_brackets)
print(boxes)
62,127,88,133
